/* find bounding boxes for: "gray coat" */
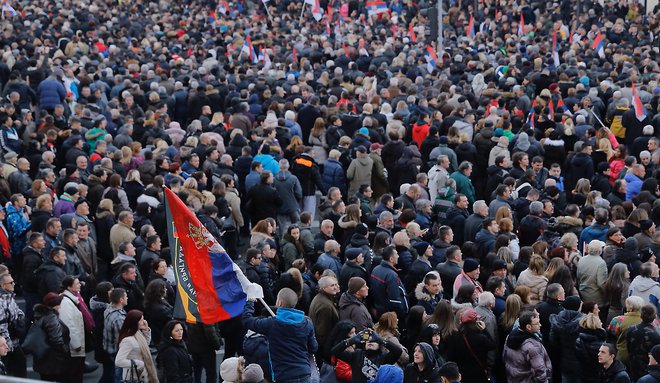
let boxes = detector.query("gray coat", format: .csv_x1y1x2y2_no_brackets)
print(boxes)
273,170,302,215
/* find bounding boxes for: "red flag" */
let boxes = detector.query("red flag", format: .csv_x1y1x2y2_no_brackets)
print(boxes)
293,47,298,62
409,22,417,43
343,42,349,57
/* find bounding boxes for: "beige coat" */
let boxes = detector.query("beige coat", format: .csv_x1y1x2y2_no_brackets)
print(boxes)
109,222,136,257
115,330,154,383
516,270,548,305
225,187,244,228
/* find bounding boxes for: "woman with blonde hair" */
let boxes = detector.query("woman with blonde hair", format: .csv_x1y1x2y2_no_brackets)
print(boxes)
572,178,591,206
181,178,205,212
309,117,328,164
498,217,520,261
285,135,304,161
120,146,137,171
575,313,607,382
516,254,548,305
593,137,615,164
124,169,145,210
374,312,409,366
561,232,581,276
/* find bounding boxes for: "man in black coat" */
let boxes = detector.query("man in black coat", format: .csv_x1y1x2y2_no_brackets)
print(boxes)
35,246,67,301
568,142,594,191
444,194,470,245
338,248,368,292
465,200,488,243
591,162,613,197
291,148,324,220
247,171,282,223
111,263,145,312
297,97,321,143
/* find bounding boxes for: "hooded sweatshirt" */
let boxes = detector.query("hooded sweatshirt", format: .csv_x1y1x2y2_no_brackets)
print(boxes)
403,342,441,383
629,276,660,313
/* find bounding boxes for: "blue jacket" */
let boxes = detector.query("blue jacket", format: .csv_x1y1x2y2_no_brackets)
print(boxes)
284,119,302,138
624,172,643,201
242,301,318,382
578,222,609,252
475,228,497,257
322,158,346,194
316,252,342,276
370,261,408,318
254,154,280,175
37,78,66,110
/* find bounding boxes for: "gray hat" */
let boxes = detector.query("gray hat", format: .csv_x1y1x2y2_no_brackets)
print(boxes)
3,152,17,161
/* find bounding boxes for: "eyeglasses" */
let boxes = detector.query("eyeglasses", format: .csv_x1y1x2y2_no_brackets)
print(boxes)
3,281,14,285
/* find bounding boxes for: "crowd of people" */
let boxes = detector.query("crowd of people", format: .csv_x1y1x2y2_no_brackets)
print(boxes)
0,0,656,380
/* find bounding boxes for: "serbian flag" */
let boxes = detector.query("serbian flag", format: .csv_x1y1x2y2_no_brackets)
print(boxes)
218,1,229,15
467,14,475,38
1,0,17,17
260,46,272,70
366,0,387,17
359,39,369,56
552,29,560,67
292,47,298,62
548,99,555,120
164,188,261,324
518,13,525,37
557,98,572,116
305,0,323,21
593,31,605,58
409,22,417,43
631,83,647,122
425,44,438,73
242,36,258,63
528,100,537,128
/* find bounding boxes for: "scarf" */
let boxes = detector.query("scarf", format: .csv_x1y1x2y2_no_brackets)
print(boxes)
135,329,159,383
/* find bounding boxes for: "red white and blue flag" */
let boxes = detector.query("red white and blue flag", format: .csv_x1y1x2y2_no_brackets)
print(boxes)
552,29,560,67
593,31,605,58
218,1,229,15
631,83,647,122
366,0,387,17
425,45,438,73
305,0,323,21
164,187,260,324
518,13,525,37
528,100,537,128
548,99,555,120
242,36,258,63
1,0,17,17
409,22,417,43
557,98,572,116
467,14,475,38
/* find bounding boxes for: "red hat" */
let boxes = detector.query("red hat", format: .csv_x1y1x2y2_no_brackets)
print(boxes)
370,142,384,151
460,309,479,324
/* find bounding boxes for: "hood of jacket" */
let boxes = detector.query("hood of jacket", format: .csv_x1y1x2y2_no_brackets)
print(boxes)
549,310,583,334
338,291,363,310
631,276,660,293
275,170,293,182
557,216,583,226
354,155,373,167
89,296,109,311
445,206,468,220
350,233,370,248
487,164,506,176
417,341,437,368
506,329,538,350
338,216,359,229
276,307,305,324
415,283,438,302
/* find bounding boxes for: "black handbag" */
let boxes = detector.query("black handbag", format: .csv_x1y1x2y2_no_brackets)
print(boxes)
21,322,50,359
121,360,144,383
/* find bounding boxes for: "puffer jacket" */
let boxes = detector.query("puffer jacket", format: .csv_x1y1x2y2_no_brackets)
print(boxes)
32,304,71,375
273,170,302,215
503,329,552,383
291,153,325,196
58,290,85,357
37,77,66,110
638,364,660,383
322,158,347,194
516,270,548,305
0,289,23,351
549,310,584,377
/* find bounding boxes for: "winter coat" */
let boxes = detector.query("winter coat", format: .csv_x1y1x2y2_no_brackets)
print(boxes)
601,360,632,383
0,289,23,352
144,300,173,346
32,304,71,375
448,328,496,383
489,141,511,167
157,339,193,383
309,291,339,350
371,260,409,318
115,330,155,383
414,283,442,315
370,152,389,198
247,183,282,222
58,290,86,357
338,260,368,292
624,172,644,201
242,301,318,382
608,312,643,364
436,260,462,298
627,322,660,381
322,158,347,195
273,170,302,215
549,310,584,377
338,291,373,331
407,258,432,294
577,254,608,306
450,170,475,204
629,276,660,314
38,77,66,110
291,153,325,196
576,326,608,383
35,259,67,300
403,342,442,383
503,329,552,383
518,214,547,247
444,206,469,245
579,223,609,252
109,221,136,258
638,365,660,383
516,270,548,305
243,331,273,380
347,155,374,197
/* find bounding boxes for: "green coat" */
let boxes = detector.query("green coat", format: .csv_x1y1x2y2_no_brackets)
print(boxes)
369,152,389,199
450,170,476,205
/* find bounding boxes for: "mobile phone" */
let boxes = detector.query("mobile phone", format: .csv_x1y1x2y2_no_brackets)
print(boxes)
360,331,370,341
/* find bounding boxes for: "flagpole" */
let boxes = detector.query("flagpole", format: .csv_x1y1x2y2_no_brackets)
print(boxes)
589,107,606,128
258,297,277,317
299,2,306,25
437,0,443,55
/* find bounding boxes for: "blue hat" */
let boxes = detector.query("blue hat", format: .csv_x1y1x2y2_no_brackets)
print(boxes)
373,365,403,383
358,127,369,136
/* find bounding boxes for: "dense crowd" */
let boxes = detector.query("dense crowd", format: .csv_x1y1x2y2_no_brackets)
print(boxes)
0,0,657,381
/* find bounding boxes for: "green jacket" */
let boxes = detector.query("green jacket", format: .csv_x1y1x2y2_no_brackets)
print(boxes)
450,170,475,204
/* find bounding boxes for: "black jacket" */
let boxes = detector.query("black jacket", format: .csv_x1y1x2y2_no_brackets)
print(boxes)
331,338,403,383
444,206,469,245
144,300,173,346
291,153,325,196
21,246,43,294
576,327,607,383
549,310,584,377
32,304,70,375
247,183,282,222
111,274,145,312
157,339,193,383
35,259,66,300
403,342,442,383
338,261,368,293
601,360,632,383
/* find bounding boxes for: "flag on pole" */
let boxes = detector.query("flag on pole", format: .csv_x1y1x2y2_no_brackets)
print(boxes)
631,83,648,122
342,42,349,57
409,22,417,43
305,0,323,21
292,47,298,63
548,99,555,120
528,100,537,128
518,13,525,37
552,29,560,67
218,1,229,15
242,36,258,63
557,98,572,116
467,14,475,38
366,0,387,17
1,0,17,17
425,45,438,73
359,39,369,56
164,187,260,324
593,31,605,58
